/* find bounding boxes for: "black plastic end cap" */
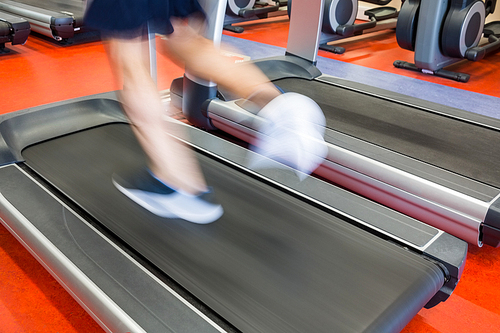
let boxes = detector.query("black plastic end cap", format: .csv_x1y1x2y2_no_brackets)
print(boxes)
422,233,467,308
465,47,486,61
483,195,500,247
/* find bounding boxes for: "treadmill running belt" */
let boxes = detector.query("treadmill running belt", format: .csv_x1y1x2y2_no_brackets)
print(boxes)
274,78,500,187
22,123,444,333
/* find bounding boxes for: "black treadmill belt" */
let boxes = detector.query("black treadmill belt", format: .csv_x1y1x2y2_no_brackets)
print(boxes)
22,123,443,333
275,78,500,187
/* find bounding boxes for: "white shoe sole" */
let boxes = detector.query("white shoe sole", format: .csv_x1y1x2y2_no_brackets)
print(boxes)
113,180,223,224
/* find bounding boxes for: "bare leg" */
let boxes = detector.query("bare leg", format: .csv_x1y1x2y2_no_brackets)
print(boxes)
107,17,283,195
107,36,207,194
161,18,282,108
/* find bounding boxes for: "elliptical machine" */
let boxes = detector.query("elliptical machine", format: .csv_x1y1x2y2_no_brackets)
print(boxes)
394,0,500,82
288,0,399,54
224,0,288,33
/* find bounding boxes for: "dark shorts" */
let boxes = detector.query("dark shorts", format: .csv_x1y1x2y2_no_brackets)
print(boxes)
84,0,204,38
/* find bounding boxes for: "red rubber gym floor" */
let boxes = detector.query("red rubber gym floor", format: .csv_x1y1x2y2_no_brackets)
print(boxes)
1,16,499,333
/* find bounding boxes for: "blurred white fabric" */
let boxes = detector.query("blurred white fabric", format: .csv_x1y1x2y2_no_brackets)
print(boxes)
249,92,327,180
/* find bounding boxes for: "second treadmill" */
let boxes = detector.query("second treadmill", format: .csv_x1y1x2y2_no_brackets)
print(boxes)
0,0,86,41
174,0,500,247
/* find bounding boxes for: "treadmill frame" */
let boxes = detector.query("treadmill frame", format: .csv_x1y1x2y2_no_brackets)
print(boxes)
0,10,30,50
0,0,84,40
0,92,467,331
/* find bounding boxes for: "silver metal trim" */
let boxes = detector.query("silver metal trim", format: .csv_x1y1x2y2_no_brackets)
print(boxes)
0,191,142,333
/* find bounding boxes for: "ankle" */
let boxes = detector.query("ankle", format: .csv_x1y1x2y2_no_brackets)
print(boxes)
148,168,207,196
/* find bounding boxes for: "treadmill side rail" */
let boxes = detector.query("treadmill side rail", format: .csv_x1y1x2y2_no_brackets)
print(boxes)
198,52,500,247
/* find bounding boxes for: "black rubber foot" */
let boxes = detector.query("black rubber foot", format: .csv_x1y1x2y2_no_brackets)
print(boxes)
319,44,346,54
223,24,245,33
393,60,470,83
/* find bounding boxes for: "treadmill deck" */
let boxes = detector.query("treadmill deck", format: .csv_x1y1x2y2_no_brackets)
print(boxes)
20,122,445,333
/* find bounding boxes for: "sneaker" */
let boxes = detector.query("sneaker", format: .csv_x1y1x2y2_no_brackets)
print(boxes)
249,92,327,179
112,169,223,224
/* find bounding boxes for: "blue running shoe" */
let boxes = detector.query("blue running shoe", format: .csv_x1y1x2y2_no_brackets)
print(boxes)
112,169,223,224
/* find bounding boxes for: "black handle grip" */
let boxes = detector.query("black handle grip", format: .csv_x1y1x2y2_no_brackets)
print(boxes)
336,18,377,37
363,0,392,5
465,35,500,61
239,5,279,18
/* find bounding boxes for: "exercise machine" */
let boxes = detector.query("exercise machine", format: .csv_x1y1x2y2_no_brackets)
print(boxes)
0,1,467,332
394,0,500,82
0,94,467,333
0,0,86,42
172,0,500,247
0,10,29,52
224,0,288,33
288,0,399,54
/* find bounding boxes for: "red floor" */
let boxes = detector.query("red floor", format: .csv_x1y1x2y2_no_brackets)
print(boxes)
1,16,500,333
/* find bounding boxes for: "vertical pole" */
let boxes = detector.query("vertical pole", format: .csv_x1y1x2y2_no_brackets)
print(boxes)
187,0,228,85
286,0,324,63
197,0,227,47
147,21,157,85
181,0,228,129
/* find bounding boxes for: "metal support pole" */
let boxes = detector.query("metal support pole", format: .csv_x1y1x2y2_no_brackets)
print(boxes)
147,21,157,85
287,0,324,63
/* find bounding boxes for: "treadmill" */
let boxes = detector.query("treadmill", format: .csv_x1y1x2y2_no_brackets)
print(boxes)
0,1,467,331
0,2,469,328
0,10,29,51
0,0,86,41
172,0,500,247
0,90,467,333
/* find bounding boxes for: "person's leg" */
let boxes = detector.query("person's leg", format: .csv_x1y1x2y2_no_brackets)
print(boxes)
107,35,207,195
160,18,327,178
161,18,282,108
